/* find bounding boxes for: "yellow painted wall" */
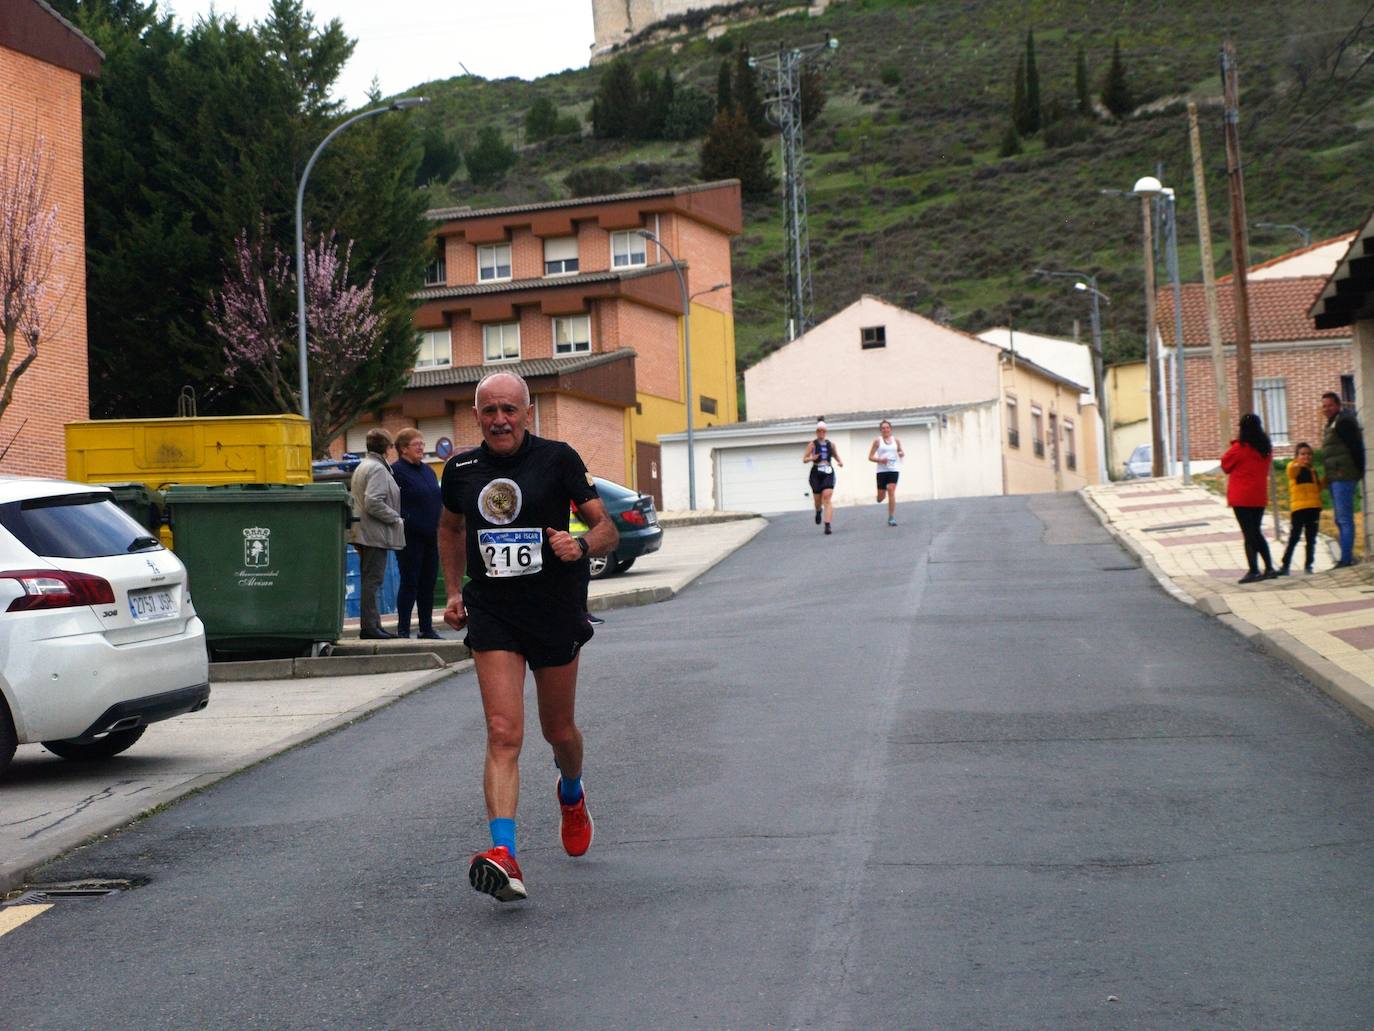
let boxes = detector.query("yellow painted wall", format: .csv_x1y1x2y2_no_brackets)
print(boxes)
1000,358,1100,494
629,301,737,486
1107,360,1151,477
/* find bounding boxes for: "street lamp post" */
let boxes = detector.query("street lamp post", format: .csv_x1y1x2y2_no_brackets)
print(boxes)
1253,221,1312,249
639,230,699,509
1133,176,1167,477
295,97,427,426
1161,187,1191,484
1035,267,1111,480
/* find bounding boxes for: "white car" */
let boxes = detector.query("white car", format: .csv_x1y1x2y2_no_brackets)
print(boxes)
1123,444,1153,479
0,477,209,776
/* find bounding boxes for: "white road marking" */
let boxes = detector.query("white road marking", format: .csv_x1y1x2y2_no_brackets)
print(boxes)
0,904,53,938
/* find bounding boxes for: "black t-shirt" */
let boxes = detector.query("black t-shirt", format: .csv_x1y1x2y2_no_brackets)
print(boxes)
441,433,599,630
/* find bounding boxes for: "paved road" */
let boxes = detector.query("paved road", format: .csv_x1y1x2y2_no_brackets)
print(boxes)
3,494,1372,1029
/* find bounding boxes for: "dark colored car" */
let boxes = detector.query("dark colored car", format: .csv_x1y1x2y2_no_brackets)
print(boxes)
572,477,663,580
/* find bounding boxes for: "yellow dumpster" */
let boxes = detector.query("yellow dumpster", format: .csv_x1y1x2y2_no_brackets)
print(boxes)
66,415,312,488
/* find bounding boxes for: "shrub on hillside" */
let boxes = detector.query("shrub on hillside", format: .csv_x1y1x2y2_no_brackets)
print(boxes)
563,165,627,197
1044,117,1094,148
525,97,560,142
465,127,516,187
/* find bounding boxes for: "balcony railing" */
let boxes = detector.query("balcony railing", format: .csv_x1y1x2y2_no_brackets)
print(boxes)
1033,440,1045,457
1008,429,1020,449
1066,454,1077,471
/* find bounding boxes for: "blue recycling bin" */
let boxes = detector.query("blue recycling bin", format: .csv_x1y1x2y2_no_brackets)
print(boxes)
344,545,400,619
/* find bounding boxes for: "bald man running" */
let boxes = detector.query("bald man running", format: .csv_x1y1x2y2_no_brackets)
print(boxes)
439,371,619,901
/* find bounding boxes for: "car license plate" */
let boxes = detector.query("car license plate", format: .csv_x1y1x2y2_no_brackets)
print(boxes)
644,509,657,525
129,586,177,622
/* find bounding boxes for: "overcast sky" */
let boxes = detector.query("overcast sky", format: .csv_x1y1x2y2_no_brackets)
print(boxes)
159,1,596,107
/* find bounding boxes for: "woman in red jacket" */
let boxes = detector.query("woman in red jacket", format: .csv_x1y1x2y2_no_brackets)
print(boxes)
1221,413,1276,584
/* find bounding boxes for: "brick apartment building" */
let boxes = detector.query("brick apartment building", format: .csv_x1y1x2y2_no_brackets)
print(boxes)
345,180,742,506
1157,237,1356,463
0,0,101,477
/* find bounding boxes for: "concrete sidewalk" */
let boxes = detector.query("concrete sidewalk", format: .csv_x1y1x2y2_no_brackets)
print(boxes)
0,513,767,892
1084,478,1374,729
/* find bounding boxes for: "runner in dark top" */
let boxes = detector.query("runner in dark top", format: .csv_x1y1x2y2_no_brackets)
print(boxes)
803,419,843,535
439,371,619,902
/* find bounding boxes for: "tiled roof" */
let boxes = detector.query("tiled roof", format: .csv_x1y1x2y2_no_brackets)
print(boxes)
424,180,740,223
1219,232,1357,282
411,263,676,302
406,348,634,389
1156,277,1348,347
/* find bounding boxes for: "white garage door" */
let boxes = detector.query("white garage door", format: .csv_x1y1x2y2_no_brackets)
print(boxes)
717,444,814,513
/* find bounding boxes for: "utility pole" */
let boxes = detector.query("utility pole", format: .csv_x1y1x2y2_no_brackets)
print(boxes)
752,36,837,341
1188,101,1230,449
1221,42,1255,416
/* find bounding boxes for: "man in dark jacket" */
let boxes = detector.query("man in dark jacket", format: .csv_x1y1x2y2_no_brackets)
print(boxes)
1321,391,1365,567
391,428,444,638
348,428,405,638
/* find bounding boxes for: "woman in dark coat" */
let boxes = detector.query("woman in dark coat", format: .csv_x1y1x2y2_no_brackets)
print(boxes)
391,428,443,638
1221,413,1276,584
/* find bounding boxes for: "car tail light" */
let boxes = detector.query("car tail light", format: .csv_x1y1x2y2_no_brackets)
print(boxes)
619,507,648,527
0,569,116,611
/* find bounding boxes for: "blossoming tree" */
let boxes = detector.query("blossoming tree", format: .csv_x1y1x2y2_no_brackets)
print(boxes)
0,126,64,427
209,223,388,455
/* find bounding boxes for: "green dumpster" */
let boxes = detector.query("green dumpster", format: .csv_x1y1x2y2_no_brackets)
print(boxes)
101,481,165,535
164,482,351,658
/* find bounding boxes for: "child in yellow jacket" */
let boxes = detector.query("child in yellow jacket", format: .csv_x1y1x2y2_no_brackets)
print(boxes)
1279,442,1324,575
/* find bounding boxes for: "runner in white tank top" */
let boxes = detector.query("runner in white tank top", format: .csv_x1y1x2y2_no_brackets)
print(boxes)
867,419,905,526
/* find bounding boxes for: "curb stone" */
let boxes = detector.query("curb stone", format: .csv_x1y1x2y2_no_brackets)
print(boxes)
1256,631,1374,725
0,661,469,894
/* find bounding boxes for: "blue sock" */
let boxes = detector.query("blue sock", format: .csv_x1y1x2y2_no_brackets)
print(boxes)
490,818,516,856
558,774,583,806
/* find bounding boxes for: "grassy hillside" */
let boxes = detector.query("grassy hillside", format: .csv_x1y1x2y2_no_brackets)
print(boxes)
401,0,1374,405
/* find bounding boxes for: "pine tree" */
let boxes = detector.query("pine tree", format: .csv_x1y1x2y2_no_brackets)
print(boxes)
415,124,461,186
59,0,427,421
1100,39,1134,118
663,85,716,141
800,63,827,127
999,124,1022,157
593,56,638,139
734,46,769,135
465,126,516,187
1011,56,1029,135
1075,45,1092,115
700,108,774,199
716,58,733,114
1024,30,1041,134
630,66,674,139
524,96,559,142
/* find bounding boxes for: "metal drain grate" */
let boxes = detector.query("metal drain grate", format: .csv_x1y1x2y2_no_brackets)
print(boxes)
2,879,142,906
1141,521,1212,533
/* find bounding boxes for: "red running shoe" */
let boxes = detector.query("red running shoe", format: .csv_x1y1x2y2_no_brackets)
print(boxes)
468,846,527,902
557,777,594,857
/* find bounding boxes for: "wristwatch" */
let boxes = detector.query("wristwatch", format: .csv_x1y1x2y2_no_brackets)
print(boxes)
577,537,589,557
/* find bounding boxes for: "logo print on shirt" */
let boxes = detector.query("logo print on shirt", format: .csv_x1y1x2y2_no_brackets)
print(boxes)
478,478,523,525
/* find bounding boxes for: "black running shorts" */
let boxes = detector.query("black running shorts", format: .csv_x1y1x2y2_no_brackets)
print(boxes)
464,605,591,670
877,471,899,489
809,468,836,494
